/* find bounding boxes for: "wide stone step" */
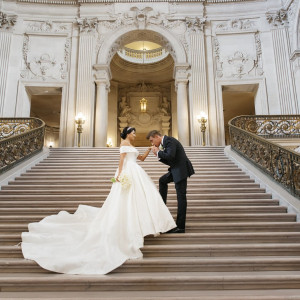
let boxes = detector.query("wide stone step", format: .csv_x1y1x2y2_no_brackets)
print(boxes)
2,257,300,273
1,213,294,225
2,183,261,190
31,165,240,170
0,199,280,208
1,222,300,234
0,206,287,215
18,174,251,180
0,193,273,200
2,243,300,259
10,178,256,184
3,232,300,246
1,272,300,292
0,188,267,195
24,170,246,175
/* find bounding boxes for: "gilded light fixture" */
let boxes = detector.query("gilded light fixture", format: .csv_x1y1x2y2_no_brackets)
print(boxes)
106,137,113,147
197,112,208,146
140,97,147,113
75,112,85,147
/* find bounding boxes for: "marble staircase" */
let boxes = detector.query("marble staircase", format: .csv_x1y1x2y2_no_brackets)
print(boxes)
1,147,300,299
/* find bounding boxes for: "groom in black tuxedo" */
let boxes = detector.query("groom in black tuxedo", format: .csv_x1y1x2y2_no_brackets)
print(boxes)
147,130,194,233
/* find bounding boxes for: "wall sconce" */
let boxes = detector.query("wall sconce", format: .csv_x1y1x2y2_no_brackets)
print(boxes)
106,138,113,147
140,97,147,113
75,112,85,147
197,112,208,146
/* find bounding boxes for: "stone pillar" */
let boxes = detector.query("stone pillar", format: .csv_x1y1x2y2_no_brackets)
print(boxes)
291,52,300,111
94,64,111,147
174,64,190,146
187,17,209,146
0,12,17,116
266,10,298,114
75,18,98,146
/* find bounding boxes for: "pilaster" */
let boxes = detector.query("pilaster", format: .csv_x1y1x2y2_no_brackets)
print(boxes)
0,11,17,117
75,18,98,146
94,64,111,147
266,9,298,114
187,17,209,146
174,63,190,146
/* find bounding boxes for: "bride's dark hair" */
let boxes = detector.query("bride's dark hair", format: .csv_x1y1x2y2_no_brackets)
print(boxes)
120,127,136,140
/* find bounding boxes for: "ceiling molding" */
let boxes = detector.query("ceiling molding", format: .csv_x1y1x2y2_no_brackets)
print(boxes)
16,0,257,5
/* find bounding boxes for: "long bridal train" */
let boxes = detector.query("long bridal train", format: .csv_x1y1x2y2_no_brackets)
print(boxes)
21,146,176,275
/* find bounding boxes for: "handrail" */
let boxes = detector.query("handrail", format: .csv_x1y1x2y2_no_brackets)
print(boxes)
0,118,45,174
229,115,300,199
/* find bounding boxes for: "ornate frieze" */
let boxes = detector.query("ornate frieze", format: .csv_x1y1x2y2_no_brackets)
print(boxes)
26,21,71,33
215,18,256,32
0,11,17,30
266,9,288,28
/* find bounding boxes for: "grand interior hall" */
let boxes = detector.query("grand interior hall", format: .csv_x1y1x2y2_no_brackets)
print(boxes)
0,0,300,298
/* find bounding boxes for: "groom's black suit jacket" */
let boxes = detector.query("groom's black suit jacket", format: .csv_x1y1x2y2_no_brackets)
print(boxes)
157,136,195,183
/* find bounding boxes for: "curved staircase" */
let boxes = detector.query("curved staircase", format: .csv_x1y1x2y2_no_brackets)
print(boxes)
1,147,300,299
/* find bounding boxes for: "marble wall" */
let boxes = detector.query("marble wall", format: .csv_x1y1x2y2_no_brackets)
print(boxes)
0,0,299,147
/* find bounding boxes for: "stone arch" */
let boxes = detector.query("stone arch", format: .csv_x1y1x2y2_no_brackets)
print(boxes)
97,25,187,65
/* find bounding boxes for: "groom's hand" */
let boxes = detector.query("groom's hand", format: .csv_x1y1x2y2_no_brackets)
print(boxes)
152,146,159,156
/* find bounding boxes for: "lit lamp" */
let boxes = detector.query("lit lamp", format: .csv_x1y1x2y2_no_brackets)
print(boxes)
197,112,208,146
106,138,113,147
75,112,85,147
140,97,147,113
48,141,53,148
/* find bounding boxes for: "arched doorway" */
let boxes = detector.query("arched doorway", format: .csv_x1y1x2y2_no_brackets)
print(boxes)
94,28,190,147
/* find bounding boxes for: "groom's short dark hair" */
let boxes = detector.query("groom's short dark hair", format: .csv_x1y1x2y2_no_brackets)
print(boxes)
146,130,162,139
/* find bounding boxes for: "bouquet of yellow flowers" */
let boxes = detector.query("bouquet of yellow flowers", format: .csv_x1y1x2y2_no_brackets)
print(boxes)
111,173,132,190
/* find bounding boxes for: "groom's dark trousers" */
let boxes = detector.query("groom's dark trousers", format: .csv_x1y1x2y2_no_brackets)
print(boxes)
159,173,187,230
157,136,194,230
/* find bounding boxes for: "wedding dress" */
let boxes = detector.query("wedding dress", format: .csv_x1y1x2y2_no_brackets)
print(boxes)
21,146,176,275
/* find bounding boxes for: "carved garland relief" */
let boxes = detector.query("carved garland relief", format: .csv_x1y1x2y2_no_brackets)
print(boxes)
213,18,264,79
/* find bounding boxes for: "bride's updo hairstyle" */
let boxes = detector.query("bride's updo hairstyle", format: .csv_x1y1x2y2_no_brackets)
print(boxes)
120,127,136,140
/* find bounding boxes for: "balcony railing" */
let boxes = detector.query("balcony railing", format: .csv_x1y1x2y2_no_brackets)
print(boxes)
117,47,169,64
229,115,300,198
0,118,45,174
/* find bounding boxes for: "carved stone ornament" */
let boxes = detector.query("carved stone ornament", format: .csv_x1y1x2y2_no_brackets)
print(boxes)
21,35,71,81
26,21,71,33
0,11,17,30
266,9,288,27
213,33,264,79
216,18,256,32
77,17,99,33
185,17,206,33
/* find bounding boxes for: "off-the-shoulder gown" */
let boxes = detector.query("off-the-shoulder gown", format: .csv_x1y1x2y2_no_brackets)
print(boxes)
21,146,176,274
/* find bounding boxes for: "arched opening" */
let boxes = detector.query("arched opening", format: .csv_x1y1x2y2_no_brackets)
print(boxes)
100,29,182,147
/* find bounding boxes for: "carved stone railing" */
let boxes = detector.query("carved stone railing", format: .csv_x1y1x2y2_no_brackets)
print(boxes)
0,118,45,174
229,115,300,199
117,47,169,64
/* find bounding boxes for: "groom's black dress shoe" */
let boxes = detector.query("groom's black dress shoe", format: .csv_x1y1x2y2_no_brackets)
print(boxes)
166,227,185,234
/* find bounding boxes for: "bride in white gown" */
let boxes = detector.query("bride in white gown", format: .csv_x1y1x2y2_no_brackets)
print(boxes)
21,127,176,275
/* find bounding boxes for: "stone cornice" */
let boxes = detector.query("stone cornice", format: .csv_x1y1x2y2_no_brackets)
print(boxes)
15,0,257,5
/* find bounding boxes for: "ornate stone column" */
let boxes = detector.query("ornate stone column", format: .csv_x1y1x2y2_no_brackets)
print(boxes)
186,17,209,146
291,51,300,111
0,11,17,116
266,10,298,114
75,18,98,146
94,64,111,147
174,64,190,146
